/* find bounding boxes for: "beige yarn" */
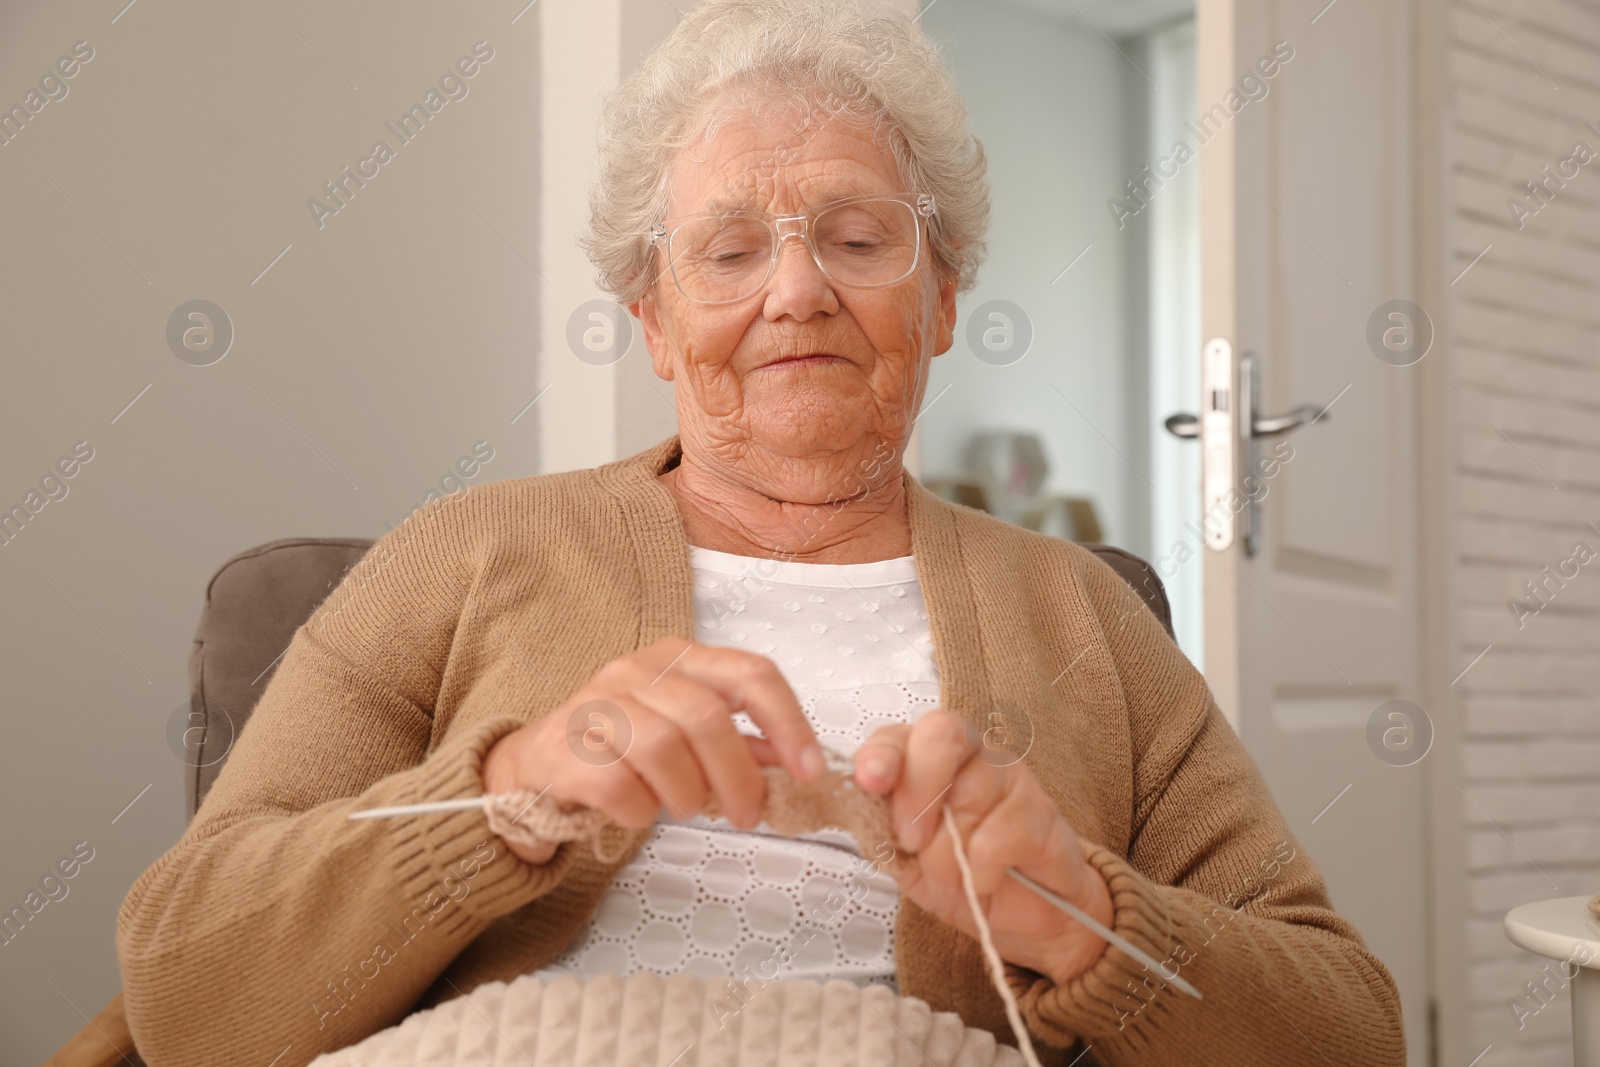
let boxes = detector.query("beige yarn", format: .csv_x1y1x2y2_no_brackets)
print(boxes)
307,971,1028,1066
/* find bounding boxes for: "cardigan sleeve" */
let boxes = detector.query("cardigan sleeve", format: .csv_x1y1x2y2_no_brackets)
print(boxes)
116,497,577,1067
1003,552,1407,1066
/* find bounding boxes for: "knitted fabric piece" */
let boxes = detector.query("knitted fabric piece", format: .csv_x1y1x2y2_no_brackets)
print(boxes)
482,751,918,881
483,793,624,862
307,972,1027,1067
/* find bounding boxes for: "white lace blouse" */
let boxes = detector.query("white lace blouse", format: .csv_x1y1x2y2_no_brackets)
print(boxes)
527,546,942,991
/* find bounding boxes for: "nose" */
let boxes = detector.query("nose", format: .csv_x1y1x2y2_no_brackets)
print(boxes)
762,229,838,322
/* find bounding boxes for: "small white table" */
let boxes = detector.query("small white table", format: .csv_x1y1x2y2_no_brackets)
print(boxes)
1505,896,1600,1065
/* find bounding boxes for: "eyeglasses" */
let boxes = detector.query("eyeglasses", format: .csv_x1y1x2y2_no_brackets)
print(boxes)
648,192,937,305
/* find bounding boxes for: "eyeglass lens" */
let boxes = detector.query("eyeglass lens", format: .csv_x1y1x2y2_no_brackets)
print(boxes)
666,199,921,303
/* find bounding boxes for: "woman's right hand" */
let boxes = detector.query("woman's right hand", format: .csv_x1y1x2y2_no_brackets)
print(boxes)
481,637,826,864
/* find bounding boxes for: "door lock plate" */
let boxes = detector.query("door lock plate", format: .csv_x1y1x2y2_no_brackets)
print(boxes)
1201,337,1235,551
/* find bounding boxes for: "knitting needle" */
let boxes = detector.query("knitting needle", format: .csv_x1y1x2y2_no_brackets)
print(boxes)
347,750,861,823
1006,867,1203,1001
348,797,487,820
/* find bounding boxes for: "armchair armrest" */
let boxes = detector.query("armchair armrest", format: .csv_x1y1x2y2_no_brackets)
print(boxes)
43,991,145,1067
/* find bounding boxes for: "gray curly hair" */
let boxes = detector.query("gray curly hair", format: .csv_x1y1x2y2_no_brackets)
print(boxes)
581,0,990,306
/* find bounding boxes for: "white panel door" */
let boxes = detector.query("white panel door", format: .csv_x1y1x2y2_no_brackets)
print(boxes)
1195,0,1432,1061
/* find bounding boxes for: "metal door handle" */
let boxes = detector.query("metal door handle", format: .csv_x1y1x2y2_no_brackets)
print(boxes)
1251,404,1327,436
1163,404,1327,440
1164,413,1199,438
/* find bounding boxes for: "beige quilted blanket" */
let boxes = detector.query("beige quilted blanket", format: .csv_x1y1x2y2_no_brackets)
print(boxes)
308,970,1025,1066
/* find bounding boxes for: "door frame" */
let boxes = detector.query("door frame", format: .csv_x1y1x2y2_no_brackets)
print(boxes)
1194,0,1242,726
1414,0,1469,1059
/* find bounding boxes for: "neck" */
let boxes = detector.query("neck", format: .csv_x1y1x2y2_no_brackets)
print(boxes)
660,441,913,564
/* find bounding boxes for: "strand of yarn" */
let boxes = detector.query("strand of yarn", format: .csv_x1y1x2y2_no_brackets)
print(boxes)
943,804,1044,1067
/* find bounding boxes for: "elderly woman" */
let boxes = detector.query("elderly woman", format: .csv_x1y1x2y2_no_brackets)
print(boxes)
117,1,1403,1065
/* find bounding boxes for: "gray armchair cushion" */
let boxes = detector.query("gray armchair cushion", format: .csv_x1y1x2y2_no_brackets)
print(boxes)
185,537,372,821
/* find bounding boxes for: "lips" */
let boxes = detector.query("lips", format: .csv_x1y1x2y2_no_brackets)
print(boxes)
761,352,844,369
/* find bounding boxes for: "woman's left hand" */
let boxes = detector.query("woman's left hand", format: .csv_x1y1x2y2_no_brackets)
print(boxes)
854,710,1114,988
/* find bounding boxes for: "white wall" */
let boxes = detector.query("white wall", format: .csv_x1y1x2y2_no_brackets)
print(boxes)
1445,1,1600,1061
918,0,1142,551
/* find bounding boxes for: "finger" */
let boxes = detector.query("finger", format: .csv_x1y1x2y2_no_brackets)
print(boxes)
894,711,981,851
613,697,712,821
577,771,664,830
944,749,1011,831
743,735,781,767
896,755,1006,887
955,774,1065,899
545,706,663,830
631,672,766,828
653,644,825,782
854,723,911,794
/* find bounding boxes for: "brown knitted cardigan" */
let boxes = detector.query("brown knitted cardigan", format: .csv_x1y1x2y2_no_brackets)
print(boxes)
116,437,1405,1067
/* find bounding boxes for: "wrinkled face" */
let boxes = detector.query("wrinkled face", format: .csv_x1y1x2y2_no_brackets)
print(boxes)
631,100,958,504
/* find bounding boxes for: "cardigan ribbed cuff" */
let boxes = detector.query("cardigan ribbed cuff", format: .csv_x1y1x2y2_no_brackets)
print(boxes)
1006,839,1188,1048
379,715,579,938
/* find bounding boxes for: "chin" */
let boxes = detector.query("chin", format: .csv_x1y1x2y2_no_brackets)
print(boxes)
750,424,860,460
751,421,892,472
745,375,862,431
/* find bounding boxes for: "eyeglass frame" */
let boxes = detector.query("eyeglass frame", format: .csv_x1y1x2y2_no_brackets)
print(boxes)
645,192,938,306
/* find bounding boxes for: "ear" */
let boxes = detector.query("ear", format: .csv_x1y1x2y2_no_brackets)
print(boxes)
629,288,676,382
931,269,959,358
